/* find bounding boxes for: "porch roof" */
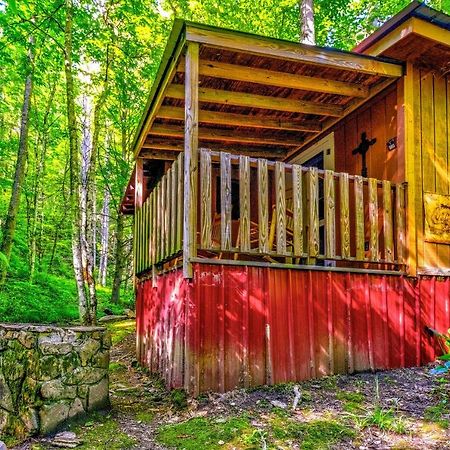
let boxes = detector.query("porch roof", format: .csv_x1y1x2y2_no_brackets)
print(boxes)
121,19,405,214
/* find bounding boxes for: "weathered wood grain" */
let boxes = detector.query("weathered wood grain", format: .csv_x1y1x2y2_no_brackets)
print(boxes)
239,155,251,251
171,160,178,255
354,176,364,260
221,152,232,250
368,178,379,261
396,183,406,265
258,158,269,253
177,153,184,253
200,149,212,248
383,181,394,262
324,170,336,258
292,165,303,257
275,162,287,255
183,43,200,278
307,168,319,260
339,172,350,259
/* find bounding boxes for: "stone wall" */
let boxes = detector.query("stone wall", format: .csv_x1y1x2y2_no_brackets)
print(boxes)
0,324,110,437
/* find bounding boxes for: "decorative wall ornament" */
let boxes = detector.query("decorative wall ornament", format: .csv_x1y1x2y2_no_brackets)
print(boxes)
352,132,376,177
424,192,450,244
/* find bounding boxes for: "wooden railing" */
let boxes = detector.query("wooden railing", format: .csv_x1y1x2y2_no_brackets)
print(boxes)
197,149,407,267
134,149,407,276
134,153,184,274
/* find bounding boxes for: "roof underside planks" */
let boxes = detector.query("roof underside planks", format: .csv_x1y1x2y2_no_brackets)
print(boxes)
122,20,406,214
132,20,404,163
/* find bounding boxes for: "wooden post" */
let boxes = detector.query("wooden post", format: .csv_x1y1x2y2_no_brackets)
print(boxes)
275,162,286,255
292,165,303,257
339,172,350,259
134,158,144,275
200,149,212,249
239,155,251,252
183,42,200,278
324,170,336,259
258,159,269,253
220,152,232,251
307,168,319,262
354,176,364,260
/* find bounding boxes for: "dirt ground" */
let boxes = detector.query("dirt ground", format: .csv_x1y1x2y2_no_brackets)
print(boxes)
11,320,450,450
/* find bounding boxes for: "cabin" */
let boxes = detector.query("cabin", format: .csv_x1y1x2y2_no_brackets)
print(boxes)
121,2,450,395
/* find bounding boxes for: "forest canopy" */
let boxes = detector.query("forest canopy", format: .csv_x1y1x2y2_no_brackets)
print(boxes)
0,0,448,324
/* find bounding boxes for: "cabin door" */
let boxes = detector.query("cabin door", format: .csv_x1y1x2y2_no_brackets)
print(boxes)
290,133,335,264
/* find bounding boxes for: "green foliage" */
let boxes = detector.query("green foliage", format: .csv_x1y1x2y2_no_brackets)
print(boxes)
157,416,252,449
170,388,188,409
336,390,365,412
355,406,407,434
69,413,136,450
270,416,355,449
0,273,132,324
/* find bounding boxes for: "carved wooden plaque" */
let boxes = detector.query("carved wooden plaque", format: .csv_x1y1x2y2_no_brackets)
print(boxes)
424,192,450,244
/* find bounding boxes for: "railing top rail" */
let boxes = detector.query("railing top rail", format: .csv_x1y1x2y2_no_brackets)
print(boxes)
201,148,407,187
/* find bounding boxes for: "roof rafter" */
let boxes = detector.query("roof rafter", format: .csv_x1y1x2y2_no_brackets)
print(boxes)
166,84,344,117
148,123,305,146
156,106,321,132
178,58,369,98
185,24,404,77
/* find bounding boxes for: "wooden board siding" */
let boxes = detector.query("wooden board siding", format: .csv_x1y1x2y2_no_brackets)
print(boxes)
407,68,450,272
333,85,403,183
136,263,450,394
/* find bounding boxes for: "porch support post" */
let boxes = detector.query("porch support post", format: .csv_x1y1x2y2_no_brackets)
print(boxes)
403,62,417,276
183,42,200,278
135,158,144,209
133,158,144,277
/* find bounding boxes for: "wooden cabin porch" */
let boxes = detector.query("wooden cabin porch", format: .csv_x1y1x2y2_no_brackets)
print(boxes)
134,149,407,278
124,10,450,394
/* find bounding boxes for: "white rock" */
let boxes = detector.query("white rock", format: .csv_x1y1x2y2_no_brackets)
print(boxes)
271,400,287,409
0,440,7,450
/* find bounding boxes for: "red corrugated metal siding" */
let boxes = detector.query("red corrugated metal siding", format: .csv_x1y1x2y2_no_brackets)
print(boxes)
136,264,450,394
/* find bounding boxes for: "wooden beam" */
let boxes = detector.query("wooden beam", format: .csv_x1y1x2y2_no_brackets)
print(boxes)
156,105,321,133
134,37,185,158
139,150,178,160
179,58,369,98
135,158,144,209
148,123,304,147
183,42,199,279
185,25,403,77
142,143,286,159
166,84,344,117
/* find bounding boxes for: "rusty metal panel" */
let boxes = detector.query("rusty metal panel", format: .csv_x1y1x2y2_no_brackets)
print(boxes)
137,264,450,394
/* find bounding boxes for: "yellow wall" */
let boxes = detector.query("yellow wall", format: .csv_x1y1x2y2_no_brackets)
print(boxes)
407,66,450,273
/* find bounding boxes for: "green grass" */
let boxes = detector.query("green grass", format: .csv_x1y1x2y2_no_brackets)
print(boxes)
270,416,355,450
0,272,133,324
106,320,136,344
424,402,449,428
69,413,136,450
356,406,407,434
336,390,365,412
157,416,253,449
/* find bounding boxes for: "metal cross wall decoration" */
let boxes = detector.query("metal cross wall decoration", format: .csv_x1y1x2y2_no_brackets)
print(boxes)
352,132,376,177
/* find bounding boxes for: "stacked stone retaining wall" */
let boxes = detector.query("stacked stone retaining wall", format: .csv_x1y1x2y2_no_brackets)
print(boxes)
0,324,110,437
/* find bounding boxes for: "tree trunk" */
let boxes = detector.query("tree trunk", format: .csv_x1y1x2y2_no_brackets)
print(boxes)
300,0,315,45
0,39,34,285
30,80,57,283
110,120,128,304
64,0,91,324
110,211,125,304
99,134,111,286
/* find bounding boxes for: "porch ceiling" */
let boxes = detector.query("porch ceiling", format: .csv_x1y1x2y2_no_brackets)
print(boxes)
134,21,404,163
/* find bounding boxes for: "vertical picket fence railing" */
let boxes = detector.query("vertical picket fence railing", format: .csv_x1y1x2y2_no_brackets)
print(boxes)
198,149,407,268
134,153,184,275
